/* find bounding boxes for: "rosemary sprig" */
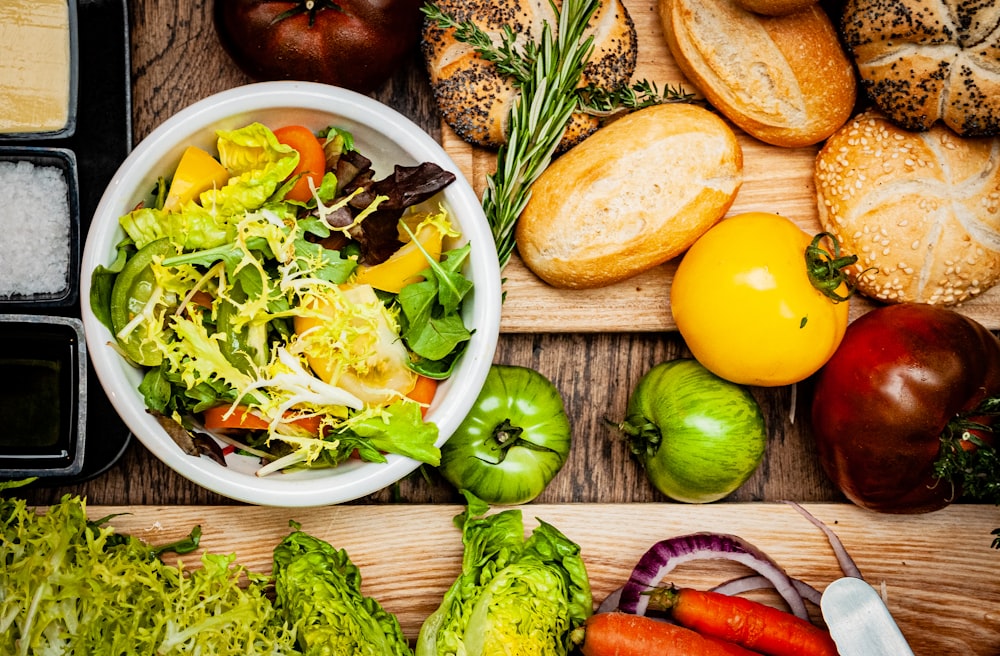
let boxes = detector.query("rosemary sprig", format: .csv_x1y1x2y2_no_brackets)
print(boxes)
424,0,599,269
577,80,699,117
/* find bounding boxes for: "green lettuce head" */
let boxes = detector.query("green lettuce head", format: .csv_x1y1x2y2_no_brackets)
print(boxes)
273,528,414,656
416,494,592,656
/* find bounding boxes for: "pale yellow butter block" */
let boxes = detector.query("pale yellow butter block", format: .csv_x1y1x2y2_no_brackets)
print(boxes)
0,0,71,134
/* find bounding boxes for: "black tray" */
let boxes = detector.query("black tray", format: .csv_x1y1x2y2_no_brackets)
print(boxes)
0,0,133,484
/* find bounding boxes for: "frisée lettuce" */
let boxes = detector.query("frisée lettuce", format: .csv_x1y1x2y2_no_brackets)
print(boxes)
0,481,415,655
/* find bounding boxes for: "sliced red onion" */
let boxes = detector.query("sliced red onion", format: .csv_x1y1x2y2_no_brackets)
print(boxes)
783,500,863,580
709,574,823,606
597,587,622,615
617,532,809,619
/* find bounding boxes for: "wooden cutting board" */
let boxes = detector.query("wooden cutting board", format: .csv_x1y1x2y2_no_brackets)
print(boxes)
440,0,1000,334
93,502,1000,654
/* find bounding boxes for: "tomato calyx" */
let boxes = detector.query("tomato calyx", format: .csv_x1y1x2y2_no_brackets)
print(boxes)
481,418,553,464
612,415,660,459
272,0,344,28
804,232,862,303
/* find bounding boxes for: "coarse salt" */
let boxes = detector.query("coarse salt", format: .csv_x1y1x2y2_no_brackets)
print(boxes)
0,160,71,297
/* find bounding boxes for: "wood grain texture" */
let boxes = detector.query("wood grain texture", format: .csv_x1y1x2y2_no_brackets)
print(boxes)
87,503,1000,655
442,0,1000,333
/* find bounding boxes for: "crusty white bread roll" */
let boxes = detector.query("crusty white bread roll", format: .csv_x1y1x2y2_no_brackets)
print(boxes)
842,0,1000,136
815,111,1000,305
659,0,856,147
422,0,638,150
515,103,743,289
733,0,817,16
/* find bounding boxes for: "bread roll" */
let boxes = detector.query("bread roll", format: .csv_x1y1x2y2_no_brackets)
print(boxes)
422,0,638,150
842,0,1000,136
515,103,743,289
733,0,817,16
815,112,1000,305
659,0,856,147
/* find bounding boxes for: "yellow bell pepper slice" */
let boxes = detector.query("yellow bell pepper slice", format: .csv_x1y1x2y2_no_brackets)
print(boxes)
354,221,445,294
163,146,231,212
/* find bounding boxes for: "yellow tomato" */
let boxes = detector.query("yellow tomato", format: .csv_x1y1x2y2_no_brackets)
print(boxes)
670,212,852,387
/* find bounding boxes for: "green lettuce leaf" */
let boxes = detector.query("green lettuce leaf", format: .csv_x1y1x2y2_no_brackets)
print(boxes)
273,529,414,656
118,122,299,251
415,496,592,656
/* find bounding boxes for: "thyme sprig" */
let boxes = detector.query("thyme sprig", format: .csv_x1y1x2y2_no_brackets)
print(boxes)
421,5,535,84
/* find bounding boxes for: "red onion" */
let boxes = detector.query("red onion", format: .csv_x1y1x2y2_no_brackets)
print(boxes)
783,501,863,579
616,532,810,620
709,575,822,606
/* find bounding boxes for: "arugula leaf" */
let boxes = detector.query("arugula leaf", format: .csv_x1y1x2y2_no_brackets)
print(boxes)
398,244,473,363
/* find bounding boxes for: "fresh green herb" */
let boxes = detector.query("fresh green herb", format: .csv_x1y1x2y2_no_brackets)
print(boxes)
422,0,695,270
424,0,599,269
577,80,698,116
934,396,1000,548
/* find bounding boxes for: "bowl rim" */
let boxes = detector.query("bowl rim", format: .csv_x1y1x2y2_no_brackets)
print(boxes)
80,81,501,506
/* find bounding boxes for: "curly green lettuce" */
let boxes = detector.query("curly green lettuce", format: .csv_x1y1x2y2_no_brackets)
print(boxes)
0,484,298,655
415,494,592,656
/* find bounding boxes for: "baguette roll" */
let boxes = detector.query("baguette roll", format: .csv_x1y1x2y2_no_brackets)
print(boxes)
815,112,1000,305
515,103,743,289
842,0,1000,136
422,0,638,150
659,0,856,147
732,0,818,16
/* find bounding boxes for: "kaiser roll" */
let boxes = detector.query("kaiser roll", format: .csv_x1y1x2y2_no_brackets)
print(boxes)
815,111,1000,305
842,0,1000,136
422,0,638,150
515,103,743,289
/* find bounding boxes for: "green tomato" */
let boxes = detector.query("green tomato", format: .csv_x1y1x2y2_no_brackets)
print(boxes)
440,365,571,505
618,359,767,503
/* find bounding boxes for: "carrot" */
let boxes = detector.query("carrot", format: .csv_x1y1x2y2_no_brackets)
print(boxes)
576,612,759,656
406,375,439,417
273,125,326,203
647,585,839,656
202,404,323,436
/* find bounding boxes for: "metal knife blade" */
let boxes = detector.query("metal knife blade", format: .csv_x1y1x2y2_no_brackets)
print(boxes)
820,576,915,656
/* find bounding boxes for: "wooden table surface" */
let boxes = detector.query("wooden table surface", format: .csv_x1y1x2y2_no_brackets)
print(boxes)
3,0,924,508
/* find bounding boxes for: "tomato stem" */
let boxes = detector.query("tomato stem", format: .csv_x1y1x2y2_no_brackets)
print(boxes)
804,232,861,303
271,0,342,27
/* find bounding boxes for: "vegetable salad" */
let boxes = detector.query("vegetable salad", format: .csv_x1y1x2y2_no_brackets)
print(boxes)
90,122,473,476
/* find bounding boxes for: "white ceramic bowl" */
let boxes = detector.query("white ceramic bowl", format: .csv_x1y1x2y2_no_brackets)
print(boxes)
80,82,502,506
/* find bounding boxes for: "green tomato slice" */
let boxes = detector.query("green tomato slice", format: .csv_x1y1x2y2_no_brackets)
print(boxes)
439,365,571,505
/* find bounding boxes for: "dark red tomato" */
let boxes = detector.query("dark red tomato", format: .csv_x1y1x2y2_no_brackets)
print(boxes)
810,303,1000,513
214,0,424,93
